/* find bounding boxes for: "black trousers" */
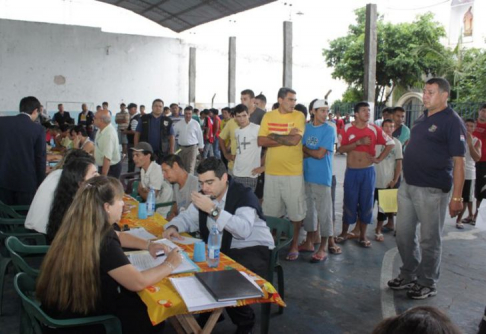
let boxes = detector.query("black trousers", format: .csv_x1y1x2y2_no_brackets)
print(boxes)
225,246,270,328
98,161,122,179
127,143,135,173
0,187,35,206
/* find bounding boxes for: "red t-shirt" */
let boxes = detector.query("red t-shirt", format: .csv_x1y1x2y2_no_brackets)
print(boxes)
473,120,486,162
341,123,393,157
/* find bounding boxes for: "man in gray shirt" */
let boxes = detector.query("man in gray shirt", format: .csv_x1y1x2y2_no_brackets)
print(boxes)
161,154,199,220
241,89,266,125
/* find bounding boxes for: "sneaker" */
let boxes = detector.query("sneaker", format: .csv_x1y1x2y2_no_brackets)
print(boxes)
387,277,416,290
407,283,437,300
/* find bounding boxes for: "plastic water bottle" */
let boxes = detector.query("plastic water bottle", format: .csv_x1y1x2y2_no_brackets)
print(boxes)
146,187,155,216
207,224,221,268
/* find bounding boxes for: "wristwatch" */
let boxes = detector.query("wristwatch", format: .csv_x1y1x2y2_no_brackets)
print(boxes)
210,206,220,218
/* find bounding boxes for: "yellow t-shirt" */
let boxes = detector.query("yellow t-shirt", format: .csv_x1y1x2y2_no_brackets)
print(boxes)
219,118,239,170
258,109,305,176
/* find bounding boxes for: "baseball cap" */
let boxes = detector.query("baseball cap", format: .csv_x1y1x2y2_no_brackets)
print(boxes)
131,142,153,153
312,100,328,109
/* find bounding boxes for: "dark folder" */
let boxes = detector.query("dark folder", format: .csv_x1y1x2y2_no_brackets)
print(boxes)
195,270,263,302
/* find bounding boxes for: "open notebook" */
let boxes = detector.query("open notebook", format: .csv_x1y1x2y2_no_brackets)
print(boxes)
126,239,200,274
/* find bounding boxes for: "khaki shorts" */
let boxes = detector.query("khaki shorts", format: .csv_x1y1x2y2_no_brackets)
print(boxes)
303,182,333,237
263,174,306,222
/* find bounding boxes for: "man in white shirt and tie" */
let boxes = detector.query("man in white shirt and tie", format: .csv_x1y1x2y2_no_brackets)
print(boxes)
173,106,204,174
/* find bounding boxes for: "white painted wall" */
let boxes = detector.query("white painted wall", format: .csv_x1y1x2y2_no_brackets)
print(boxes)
0,19,188,113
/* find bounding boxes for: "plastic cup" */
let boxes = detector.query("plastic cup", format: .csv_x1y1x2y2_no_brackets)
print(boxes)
137,202,147,219
193,241,206,262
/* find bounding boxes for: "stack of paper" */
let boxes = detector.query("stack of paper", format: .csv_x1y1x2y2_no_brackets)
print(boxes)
169,276,237,312
123,227,156,240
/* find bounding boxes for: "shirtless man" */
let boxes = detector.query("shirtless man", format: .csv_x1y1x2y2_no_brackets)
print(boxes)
335,102,395,247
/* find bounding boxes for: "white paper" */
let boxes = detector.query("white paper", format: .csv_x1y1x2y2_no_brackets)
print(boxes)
127,248,199,274
170,276,237,312
122,228,156,240
171,236,202,245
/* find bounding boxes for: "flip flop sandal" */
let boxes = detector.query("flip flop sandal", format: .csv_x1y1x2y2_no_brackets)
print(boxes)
285,252,299,261
328,246,342,254
382,226,395,233
462,217,473,224
375,233,385,242
310,253,328,263
359,240,372,248
456,222,465,229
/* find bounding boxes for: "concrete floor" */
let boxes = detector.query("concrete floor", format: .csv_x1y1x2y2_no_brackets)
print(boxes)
1,154,485,334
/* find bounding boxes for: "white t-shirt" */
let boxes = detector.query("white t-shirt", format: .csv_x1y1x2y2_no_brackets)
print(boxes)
233,123,261,178
465,136,479,180
140,161,173,217
94,123,121,166
374,137,403,189
24,169,62,233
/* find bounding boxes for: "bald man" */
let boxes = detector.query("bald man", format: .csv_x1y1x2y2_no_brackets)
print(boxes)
94,109,122,178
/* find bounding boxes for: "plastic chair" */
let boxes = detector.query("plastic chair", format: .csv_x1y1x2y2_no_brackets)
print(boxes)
130,181,142,201
0,200,30,218
6,236,49,278
14,272,122,334
264,216,294,314
119,172,140,194
0,217,46,315
155,201,175,219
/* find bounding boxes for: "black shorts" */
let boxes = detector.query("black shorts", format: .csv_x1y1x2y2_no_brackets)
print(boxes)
462,179,474,203
475,162,486,200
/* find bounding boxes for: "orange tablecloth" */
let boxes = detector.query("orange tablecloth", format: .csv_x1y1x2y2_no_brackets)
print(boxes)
119,196,286,325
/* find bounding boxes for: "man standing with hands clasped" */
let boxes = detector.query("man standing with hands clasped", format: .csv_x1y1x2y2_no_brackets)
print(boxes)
388,78,466,300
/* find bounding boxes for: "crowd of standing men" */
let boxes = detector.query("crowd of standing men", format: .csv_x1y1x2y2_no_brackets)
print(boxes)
0,77,485,331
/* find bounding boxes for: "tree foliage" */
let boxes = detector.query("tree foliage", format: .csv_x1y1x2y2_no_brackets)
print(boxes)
323,8,450,104
449,48,486,102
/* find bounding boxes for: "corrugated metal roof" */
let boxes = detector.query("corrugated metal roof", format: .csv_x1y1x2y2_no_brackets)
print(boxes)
98,0,276,33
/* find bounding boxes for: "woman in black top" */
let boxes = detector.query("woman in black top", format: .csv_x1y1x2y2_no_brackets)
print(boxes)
37,176,182,333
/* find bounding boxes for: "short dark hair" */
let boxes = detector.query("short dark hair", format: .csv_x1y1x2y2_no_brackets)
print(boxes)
209,108,218,116
102,102,108,106
50,125,60,132
354,101,370,114
272,102,280,110
64,149,95,165
221,107,231,113
19,96,41,115
140,105,145,108
241,89,255,98
170,103,178,108
233,104,248,115
295,104,308,118
96,105,101,109
480,103,486,110
382,119,394,127
58,103,63,108
464,118,475,124
194,108,200,114
381,107,393,115
184,106,193,112
71,125,88,137
308,99,318,112
161,154,185,170
120,103,126,107
127,103,137,110
277,87,296,100
426,77,451,95
196,157,227,179
152,99,164,106
59,124,72,133
255,94,267,103
371,306,461,334
392,106,406,114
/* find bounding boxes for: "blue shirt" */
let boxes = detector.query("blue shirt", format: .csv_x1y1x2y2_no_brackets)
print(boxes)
403,107,466,192
302,122,335,187
135,114,175,153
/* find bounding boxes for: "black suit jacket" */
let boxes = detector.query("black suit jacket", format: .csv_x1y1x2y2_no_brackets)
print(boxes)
0,114,46,193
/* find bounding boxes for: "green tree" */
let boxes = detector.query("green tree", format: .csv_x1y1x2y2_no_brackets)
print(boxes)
453,48,486,102
324,8,451,104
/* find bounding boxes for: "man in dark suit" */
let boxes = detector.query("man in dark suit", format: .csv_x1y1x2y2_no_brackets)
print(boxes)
53,103,73,126
0,96,46,205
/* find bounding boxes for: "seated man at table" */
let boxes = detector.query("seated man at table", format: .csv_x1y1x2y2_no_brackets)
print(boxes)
163,157,275,334
161,154,199,221
132,142,173,217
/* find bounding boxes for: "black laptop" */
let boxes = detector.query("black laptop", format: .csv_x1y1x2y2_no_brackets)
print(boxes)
195,270,263,302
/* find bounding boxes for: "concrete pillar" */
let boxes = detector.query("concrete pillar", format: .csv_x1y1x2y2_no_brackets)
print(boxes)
364,3,378,120
228,36,236,106
283,21,293,88
189,47,196,106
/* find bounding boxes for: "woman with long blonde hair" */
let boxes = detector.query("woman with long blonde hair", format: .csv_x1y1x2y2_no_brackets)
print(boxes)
37,176,182,333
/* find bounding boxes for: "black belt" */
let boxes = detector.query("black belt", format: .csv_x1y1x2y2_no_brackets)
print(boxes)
180,144,196,148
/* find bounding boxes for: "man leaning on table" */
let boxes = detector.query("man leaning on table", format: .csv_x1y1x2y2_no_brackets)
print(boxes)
163,157,274,334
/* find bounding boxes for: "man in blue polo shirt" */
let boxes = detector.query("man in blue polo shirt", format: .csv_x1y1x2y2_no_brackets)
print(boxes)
134,99,175,163
388,77,466,299
300,100,336,263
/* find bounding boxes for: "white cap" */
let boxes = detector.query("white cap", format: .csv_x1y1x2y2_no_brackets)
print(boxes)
313,100,328,109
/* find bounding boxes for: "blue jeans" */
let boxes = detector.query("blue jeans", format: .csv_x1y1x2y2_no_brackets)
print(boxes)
396,180,449,287
212,137,221,159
